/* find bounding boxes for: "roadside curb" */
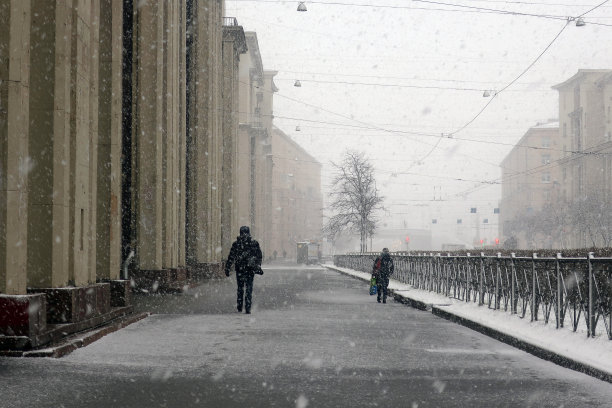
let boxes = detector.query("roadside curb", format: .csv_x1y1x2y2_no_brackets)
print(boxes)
2,312,150,358
324,265,612,384
431,306,612,384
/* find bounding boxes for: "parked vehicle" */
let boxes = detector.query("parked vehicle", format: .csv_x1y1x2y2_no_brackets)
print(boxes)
297,242,320,264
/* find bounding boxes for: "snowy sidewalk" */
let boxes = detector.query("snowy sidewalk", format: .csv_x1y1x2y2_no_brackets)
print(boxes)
324,263,612,384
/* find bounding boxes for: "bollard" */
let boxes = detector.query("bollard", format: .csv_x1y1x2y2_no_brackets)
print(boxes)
511,253,516,314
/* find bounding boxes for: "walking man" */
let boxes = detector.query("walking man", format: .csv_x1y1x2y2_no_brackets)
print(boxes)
376,248,394,304
225,226,263,314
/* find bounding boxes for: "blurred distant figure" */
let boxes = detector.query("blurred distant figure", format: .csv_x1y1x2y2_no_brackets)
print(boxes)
273,250,277,260
376,248,394,304
225,226,263,314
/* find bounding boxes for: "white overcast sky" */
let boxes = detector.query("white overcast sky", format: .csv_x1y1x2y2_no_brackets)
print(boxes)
228,0,612,244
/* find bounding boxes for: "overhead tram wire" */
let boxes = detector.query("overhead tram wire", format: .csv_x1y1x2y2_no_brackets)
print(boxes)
241,79,508,169
272,113,610,157
235,1,610,192
411,0,606,165
447,22,568,138
578,0,612,16
277,69,558,87
274,78,552,93
237,0,612,26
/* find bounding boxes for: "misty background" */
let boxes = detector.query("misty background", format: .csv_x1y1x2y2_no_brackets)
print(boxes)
228,0,612,250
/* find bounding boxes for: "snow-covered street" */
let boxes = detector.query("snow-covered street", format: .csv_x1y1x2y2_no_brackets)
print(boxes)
1,264,610,407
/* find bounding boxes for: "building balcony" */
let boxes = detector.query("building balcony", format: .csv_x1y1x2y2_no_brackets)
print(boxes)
223,17,239,27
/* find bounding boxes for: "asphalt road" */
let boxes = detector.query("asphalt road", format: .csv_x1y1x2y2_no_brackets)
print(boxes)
1,263,611,407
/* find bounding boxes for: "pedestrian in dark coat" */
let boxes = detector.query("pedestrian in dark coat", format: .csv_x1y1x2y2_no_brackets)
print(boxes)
376,248,394,303
224,226,263,314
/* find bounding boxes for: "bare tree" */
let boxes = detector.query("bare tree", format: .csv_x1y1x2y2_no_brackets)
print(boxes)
324,150,384,253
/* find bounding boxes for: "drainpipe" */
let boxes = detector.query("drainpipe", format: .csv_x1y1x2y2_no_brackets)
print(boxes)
122,250,135,280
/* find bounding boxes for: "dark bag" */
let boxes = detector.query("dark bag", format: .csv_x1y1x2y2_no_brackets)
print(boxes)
372,257,382,276
255,266,264,275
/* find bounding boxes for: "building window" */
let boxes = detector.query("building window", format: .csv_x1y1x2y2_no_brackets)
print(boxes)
541,172,551,183
563,168,567,180
563,123,567,138
541,154,551,165
542,137,550,148
544,191,551,201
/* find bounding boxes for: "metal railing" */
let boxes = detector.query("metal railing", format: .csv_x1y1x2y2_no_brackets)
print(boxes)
334,252,612,340
223,17,239,27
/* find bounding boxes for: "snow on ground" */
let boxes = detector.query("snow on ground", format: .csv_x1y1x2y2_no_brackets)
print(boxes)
325,263,612,377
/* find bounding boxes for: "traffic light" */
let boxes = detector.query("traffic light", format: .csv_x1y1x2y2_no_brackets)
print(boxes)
405,236,410,243
495,238,500,245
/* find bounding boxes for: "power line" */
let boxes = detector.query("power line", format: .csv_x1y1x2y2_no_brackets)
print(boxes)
274,78,552,93
578,0,611,17
277,69,557,87
235,0,612,26
447,22,569,138
276,113,609,156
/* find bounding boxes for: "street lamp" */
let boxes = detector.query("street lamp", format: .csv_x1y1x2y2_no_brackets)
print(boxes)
575,17,586,27
294,80,302,87
297,2,307,12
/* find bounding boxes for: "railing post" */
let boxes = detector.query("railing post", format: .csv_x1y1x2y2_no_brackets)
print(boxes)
446,253,451,297
479,252,485,306
531,253,537,322
511,253,516,314
466,252,471,303
496,252,501,310
556,253,562,329
588,252,594,338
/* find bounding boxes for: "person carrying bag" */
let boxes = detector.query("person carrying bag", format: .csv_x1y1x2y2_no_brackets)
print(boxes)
369,255,382,296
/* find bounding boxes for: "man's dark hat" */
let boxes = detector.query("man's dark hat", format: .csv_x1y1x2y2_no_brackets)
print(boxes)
240,226,250,235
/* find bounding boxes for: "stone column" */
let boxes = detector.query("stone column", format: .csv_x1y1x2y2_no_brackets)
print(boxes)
178,0,187,267
96,0,122,281
26,0,73,289
186,0,212,266
186,0,226,271
221,24,246,259
210,0,222,264
0,0,31,295
133,1,164,271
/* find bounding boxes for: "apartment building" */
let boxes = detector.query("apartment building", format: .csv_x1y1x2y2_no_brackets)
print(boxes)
269,127,323,260
553,69,612,248
499,122,561,248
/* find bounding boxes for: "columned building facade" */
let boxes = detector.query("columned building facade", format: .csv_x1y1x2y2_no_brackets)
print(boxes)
0,0,246,347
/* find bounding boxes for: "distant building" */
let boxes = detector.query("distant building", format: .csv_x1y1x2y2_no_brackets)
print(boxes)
269,127,323,260
553,69,612,248
499,121,561,249
500,69,612,250
237,32,277,257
